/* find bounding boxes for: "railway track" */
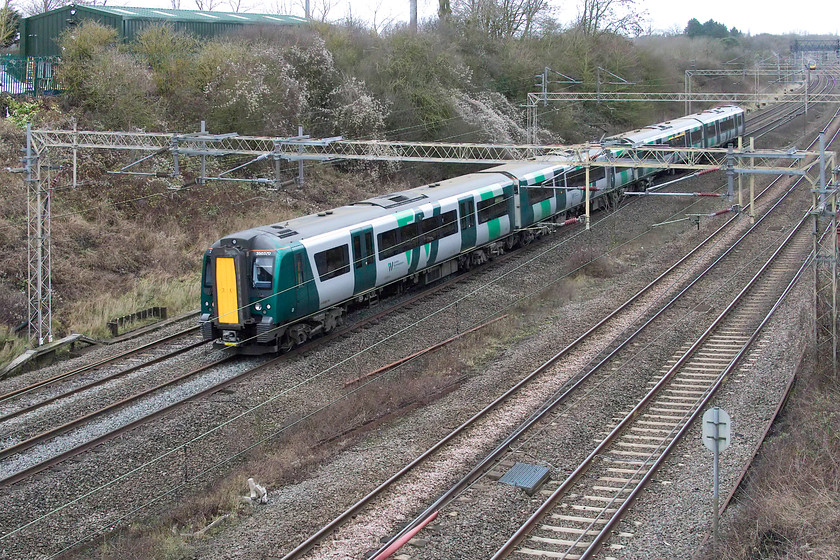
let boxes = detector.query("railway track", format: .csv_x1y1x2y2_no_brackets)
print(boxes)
746,73,835,138
0,86,828,558
279,114,830,558
0,260,524,488
0,325,201,406
493,214,814,559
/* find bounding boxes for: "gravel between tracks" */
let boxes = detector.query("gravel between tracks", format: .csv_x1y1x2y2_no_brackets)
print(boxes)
0,106,832,559
181,173,793,559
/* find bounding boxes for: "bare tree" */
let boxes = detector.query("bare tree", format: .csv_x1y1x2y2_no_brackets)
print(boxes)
20,0,70,16
310,0,333,21
0,0,20,48
452,0,551,38
270,0,292,14
369,0,395,34
575,0,647,36
227,0,249,12
194,0,223,11
170,0,180,8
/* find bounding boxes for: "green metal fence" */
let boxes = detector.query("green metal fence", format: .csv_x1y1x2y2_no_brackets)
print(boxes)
0,55,63,97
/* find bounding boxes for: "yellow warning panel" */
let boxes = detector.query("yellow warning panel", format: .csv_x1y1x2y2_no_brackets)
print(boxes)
216,257,240,324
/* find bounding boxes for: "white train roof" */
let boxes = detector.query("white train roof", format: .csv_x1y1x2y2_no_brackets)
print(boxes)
235,170,515,247
219,106,745,250
614,106,743,144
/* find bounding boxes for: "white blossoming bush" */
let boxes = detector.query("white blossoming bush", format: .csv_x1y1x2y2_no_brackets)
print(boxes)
198,42,307,136
451,90,528,143
283,35,343,135
329,77,388,139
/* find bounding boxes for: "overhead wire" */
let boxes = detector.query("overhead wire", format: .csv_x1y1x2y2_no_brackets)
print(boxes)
7,155,741,554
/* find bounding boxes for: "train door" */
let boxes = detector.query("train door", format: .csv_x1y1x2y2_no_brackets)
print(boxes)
350,226,376,294
292,250,317,318
458,196,477,251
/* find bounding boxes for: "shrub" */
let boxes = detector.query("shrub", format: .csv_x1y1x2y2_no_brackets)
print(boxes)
57,22,163,129
328,76,388,139
57,21,118,105
133,24,199,98
194,41,306,135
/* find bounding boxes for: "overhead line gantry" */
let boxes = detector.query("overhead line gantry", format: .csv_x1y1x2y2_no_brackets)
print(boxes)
22,126,836,349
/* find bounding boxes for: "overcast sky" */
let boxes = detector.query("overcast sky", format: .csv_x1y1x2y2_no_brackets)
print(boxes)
112,0,839,36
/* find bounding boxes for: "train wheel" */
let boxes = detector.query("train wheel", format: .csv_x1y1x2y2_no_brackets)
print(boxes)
522,231,534,246
505,234,519,250
290,324,310,346
279,334,294,353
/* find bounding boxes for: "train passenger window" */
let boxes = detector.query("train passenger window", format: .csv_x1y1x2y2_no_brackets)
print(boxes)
378,222,417,260
704,123,716,139
378,229,399,259
425,210,458,239
397,223,419,254
690,128,702,146
377,211,458,261
252,256,274,289
529,187,554,204
668,134,686,148
565,169,583,187
421,215,441,244
477,195,508,223
564,167,601,187
727,118,736,133
314,245,350,281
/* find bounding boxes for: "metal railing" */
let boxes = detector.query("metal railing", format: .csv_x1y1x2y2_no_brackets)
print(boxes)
0,55,63,97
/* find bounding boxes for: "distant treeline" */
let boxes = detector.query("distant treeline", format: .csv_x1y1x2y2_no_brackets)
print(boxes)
685,18,742,39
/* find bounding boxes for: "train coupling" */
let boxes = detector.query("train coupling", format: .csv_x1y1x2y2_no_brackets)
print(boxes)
221,330,241,346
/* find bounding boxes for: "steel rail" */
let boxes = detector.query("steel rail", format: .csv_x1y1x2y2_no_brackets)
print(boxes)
0,354,236,461
574,219,814,560
0,339,209,424
364,101,839,558
283,114,806,559
0,247,540,489
0,325,200,404
492,105,840,559
748,75,832,137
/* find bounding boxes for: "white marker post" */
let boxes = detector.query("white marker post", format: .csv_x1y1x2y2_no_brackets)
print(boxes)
702,407,731,554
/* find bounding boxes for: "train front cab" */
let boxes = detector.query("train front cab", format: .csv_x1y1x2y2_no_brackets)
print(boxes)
200,246,252,348
200,241,320,354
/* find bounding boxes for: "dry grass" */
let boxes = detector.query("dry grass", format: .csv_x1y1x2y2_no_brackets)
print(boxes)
63,273,201,339
710,371,840,560
0,326,29,373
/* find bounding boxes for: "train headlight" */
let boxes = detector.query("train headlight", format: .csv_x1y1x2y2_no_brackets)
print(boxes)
254,302,263,312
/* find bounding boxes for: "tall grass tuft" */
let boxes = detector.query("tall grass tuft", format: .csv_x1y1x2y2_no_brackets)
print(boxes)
0,325,29,373
63,274,200,339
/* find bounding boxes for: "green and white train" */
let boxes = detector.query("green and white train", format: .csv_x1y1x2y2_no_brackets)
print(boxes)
200,106,745,353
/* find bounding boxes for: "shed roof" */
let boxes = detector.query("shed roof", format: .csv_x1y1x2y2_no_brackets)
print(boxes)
27,4,308,25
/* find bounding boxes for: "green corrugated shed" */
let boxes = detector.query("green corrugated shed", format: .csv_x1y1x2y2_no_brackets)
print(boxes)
20,4,308,57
